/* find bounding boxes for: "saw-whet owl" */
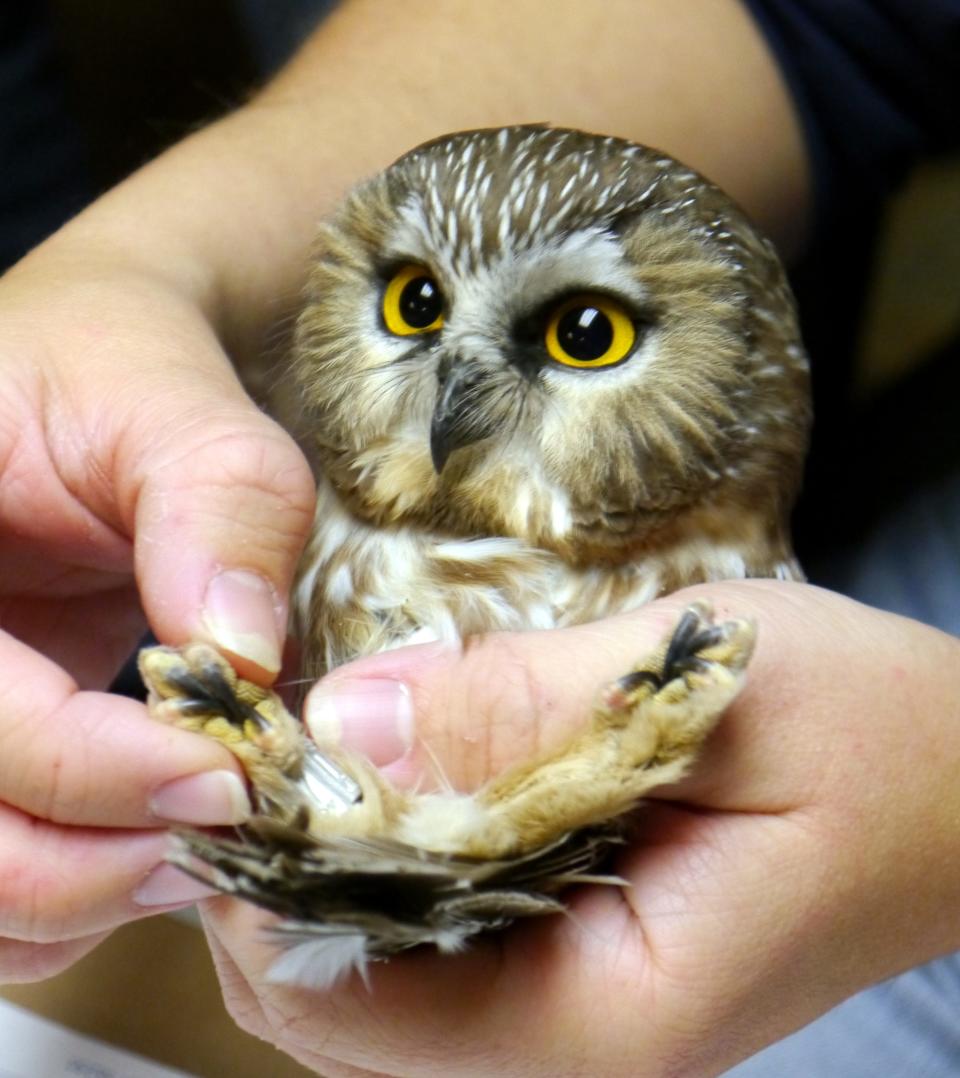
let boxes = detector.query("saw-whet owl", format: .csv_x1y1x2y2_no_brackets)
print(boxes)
140,125,810,989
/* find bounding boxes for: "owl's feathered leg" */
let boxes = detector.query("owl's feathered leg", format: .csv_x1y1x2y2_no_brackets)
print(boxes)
398,601,755,860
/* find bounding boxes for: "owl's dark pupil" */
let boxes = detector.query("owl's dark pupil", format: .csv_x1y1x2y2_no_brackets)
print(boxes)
557,306,613,361
399,276,442,328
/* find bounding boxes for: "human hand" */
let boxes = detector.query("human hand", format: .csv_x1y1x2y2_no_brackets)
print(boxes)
199,580,960,1077
0,232,315,982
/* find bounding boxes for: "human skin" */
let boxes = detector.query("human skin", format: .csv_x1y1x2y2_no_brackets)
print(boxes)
203,581,960,1077
4,1,957,1073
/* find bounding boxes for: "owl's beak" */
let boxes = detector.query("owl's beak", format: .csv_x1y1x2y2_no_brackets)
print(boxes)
430,360,497,474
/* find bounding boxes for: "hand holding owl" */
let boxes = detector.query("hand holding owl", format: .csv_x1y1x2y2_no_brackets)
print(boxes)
200,581,960,1078
0,212,314,983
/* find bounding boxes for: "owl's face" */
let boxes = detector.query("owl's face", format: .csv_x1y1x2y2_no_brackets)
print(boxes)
292,126,809,568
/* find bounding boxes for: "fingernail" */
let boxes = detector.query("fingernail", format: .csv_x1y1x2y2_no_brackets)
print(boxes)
150,770,251,825
134,862,220,908
202,569,284,674
306,679,414,767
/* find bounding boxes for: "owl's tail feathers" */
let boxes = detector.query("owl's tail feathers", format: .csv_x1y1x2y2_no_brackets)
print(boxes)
168,825,625,990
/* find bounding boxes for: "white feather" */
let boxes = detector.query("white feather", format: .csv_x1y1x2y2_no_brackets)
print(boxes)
267,934,369,991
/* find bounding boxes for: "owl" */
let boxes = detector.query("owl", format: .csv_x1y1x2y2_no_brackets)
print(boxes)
140,126,810,989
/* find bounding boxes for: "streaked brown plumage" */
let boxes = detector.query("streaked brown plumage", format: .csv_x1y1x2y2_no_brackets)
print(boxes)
288,125,809,675
141,126,810,989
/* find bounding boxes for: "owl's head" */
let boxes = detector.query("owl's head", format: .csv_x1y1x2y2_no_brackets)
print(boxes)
291,126,810,570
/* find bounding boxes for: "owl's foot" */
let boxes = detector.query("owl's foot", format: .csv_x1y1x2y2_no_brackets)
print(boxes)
139,644,306,811
597,599,755,748
462,602,755,858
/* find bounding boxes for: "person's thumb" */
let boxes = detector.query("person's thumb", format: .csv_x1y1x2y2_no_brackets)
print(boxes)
302,591,702,792
119,356,316,682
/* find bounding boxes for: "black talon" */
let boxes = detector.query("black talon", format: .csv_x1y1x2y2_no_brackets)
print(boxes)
613,610,726,695
166,664,267,729
614,669,664,694
661,610,725,682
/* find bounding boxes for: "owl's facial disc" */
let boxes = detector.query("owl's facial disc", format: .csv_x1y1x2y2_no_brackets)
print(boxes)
430,357,499,473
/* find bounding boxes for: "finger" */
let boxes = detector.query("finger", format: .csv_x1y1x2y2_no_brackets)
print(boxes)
126,374,316,681
130,393,316,682
44,292,317,684
201,900,530,1077
203,925,388,1078
301,578,866,810
302,590,692,791
0,802,216,943
202,886,658,1077
0,932,109,984
611,801,879,1069
0,628,251,828
0,585,145,691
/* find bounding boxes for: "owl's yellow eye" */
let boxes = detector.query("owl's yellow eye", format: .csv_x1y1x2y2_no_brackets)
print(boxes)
544,294,636,369
383,264,444,336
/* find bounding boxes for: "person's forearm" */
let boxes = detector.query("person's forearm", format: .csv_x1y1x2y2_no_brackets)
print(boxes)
25,0,810,361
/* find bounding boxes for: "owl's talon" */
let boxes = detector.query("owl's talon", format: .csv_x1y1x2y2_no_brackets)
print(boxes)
662,613,725,680
163,664,264,729
658,604,752,684
139,644,309,818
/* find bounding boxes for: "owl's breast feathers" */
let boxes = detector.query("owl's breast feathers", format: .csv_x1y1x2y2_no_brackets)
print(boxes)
293,476,800,678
